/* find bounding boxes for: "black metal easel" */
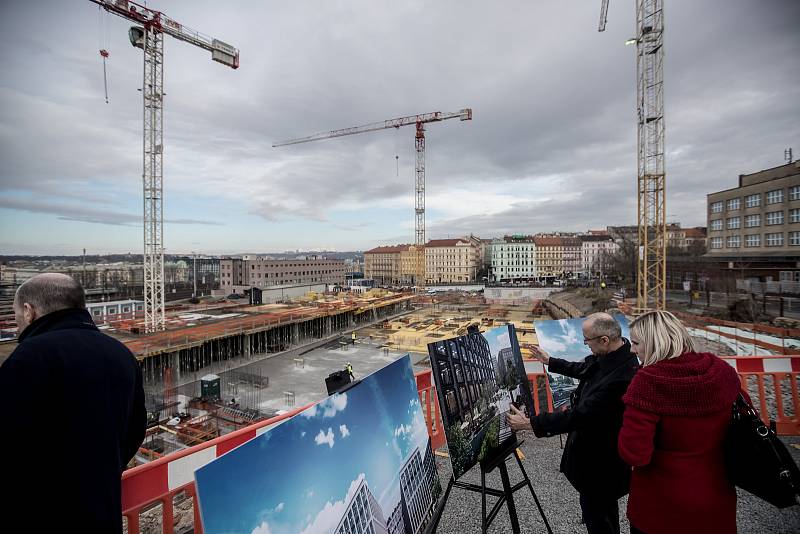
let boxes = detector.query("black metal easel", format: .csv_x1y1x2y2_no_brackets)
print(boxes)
425,438,553,534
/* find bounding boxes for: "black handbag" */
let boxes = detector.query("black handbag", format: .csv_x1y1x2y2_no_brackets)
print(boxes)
724,392,800,508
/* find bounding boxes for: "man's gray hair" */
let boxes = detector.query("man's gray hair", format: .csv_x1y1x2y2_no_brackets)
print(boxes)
586,312,622,340
14,273,86,315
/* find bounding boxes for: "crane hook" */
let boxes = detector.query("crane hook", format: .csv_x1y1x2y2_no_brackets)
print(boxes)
99,49,110,104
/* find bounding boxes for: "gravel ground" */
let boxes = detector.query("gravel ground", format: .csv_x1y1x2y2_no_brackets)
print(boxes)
433,432,800,534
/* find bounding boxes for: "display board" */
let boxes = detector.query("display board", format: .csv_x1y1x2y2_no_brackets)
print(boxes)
195,355,441,534
427,324,535,480
533,315,631,410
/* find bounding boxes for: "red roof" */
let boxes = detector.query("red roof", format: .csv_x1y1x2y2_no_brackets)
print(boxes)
426,239,469,247
684,227,707,238
364,244,411,254
533,236,562,246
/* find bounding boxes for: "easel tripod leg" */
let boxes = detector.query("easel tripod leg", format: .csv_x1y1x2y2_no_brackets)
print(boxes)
481,469,487,533
514,449,554,534
499,462,521,534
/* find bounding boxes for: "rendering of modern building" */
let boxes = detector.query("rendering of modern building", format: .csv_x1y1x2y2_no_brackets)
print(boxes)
430,331,498,437
399,442,438,534
333,477,389,534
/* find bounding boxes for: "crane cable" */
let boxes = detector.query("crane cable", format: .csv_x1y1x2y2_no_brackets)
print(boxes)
98,5,110,104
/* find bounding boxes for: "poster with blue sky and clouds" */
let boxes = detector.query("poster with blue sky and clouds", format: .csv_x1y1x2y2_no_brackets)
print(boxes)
194,355,439,534
534,315,630,363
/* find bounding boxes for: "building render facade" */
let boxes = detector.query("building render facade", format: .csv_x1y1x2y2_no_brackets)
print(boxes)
399,443,438,534
334,477,388,534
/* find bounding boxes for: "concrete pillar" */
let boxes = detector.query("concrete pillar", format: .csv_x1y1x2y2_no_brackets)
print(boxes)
170,351,180,382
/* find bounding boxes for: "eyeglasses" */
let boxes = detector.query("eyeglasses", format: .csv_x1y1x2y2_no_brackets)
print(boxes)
583,335,607,345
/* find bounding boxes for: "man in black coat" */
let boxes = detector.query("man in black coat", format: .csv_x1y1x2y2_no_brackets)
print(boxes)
0,273,146,533
508,312,638,534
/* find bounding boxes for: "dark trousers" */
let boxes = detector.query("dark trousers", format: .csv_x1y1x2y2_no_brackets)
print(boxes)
579,493,620,534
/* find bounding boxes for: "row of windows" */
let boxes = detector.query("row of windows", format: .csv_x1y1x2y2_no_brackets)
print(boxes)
710,186,800,213
709,232,799,248
710,209,800,230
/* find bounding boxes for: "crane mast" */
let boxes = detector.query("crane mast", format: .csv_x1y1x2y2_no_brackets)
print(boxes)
598,0,666,311
274,109,472,288
90,0,239,332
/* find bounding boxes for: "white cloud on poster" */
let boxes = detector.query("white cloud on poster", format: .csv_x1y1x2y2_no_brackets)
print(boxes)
315,428,335,448
496,330,510,349
301,393,348,420
323,393,348,417
274,503,284,513
252,521,272,534
339,424,350,438
393,424,412,438
299,473,365,534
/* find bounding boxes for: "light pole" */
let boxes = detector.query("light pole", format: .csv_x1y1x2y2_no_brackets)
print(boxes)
192,252,197,299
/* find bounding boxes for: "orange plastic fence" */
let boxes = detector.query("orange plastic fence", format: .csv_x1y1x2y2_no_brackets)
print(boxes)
120,358,798,533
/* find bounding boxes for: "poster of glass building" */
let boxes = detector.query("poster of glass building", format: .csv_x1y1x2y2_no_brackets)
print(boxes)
427,324,535,479
194,355,441,534
533,315,631,410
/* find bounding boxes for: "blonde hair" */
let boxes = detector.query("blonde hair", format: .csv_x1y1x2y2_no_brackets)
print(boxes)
629,310,696,366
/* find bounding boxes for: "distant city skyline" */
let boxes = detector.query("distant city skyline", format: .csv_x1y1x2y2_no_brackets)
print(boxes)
1,1,798,255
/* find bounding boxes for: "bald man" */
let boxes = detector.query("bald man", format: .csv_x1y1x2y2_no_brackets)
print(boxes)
0,274,146,533
507,313,639,534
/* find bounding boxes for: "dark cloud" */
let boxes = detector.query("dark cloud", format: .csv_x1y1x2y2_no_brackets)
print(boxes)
1,0,798,252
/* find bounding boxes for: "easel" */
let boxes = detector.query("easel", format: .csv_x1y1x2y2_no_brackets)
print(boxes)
425,438,553,534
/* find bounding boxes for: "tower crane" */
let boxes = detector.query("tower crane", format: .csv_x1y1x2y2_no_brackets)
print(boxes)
90,0,239,332
273,108,473,288
599,0,666,311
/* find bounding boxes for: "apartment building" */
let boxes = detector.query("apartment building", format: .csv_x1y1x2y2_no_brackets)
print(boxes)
533,236,564,277
488,235,536,282
580,235,619,276
707,161,800,258
363,245,410,286
219,258,347,293
424,236,482,284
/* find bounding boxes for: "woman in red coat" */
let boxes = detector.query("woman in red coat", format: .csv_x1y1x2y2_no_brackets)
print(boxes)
618,310,741,534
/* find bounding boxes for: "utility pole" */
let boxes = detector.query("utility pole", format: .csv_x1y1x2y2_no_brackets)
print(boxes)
192,252,197,299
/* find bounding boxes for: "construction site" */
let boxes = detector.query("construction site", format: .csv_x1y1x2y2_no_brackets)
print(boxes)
96,287,557,465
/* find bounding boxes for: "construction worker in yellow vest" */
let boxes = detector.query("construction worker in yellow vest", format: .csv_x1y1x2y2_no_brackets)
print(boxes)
351,331,357,344
345,362,354,379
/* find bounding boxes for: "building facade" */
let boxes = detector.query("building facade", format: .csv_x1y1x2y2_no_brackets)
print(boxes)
364,245,410,286
219,258,347,293
488,235,536,282
580,235,619,277
533,236,564,278
334,478,388,534
399,443,438,534
707,161,800,258
424,236,482,284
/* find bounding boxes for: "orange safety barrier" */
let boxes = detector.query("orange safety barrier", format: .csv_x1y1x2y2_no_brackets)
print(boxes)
121,370,444,534
528,354,800,435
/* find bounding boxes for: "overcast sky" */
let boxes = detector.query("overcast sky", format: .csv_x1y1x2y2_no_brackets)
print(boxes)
1,1,798,255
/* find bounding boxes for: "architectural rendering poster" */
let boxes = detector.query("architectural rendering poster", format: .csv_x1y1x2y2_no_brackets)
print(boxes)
194,355,442,534
427,324,535,480
533,315,630,410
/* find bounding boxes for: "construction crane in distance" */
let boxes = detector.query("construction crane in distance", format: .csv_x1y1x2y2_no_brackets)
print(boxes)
90,0,239,332
598,0,666,311
273,108,473,288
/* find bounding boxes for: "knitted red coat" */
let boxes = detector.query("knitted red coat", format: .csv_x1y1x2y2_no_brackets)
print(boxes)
618,352,741,534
